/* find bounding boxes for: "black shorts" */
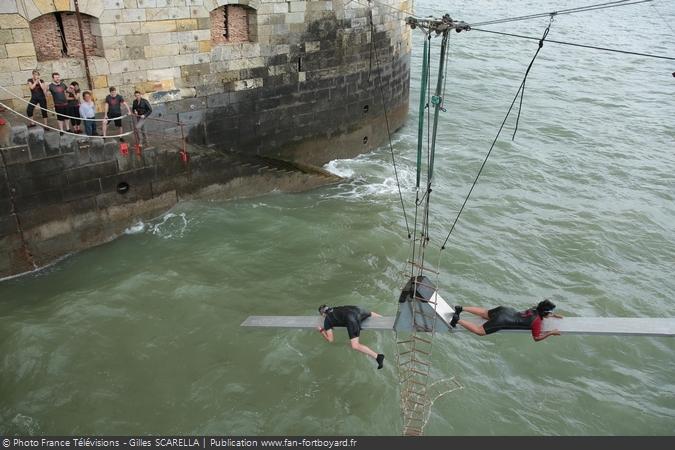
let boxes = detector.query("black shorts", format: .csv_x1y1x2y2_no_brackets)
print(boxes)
107,115,122,128
346,308,371,339
67,104,80,125
54,104,68,121
482,306,518,335
27,97,48,118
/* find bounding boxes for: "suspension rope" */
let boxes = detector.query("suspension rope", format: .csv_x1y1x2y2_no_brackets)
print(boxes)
368,2,412,239
471,27,675,61
513,17,553,140
0,85,131,122
469,0,653,27
650,1,675,36
439,22,552,250
0,100,134,139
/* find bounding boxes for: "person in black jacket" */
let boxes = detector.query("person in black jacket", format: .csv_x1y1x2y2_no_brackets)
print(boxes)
132,90,152,144
317,305,385,369
26,70,48,127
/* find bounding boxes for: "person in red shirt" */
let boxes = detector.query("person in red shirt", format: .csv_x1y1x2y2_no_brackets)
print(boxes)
450,299,563,342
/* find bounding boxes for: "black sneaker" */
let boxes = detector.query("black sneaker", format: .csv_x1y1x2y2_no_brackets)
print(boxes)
450,312,460,328
454,305,463,314
376,354,385,369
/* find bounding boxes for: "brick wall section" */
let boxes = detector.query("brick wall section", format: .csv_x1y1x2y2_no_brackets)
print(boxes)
29,14,61,61
30,12,102,62
210,6,250,45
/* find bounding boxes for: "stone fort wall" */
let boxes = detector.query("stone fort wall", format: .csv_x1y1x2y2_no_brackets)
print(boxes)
0,0,412,278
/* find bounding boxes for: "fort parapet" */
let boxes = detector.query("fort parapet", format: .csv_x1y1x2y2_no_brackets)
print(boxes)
0,0,411,278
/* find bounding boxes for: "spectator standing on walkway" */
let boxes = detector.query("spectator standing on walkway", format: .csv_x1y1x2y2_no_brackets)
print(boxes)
47,73,69,134
66,81,81,133
79,91,97,136
131,91,152,144
102,87,130,137
26,70,48,127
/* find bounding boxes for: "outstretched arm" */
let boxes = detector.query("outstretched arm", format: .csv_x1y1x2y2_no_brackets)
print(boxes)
317,327,334,343
533,329,560,342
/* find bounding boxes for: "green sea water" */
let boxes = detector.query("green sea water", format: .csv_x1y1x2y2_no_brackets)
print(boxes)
1,0,674,435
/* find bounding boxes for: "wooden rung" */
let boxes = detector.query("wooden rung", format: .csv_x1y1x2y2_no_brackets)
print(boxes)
400,376,427,387
411,358,431,367
404,399,426,407
410,368,430,376
403,416,425,423
408,261,440,274
412,335,432,344
411,348,430,356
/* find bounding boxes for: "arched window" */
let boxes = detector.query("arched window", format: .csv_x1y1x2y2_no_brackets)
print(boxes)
29,12,103,62
210,5,257,44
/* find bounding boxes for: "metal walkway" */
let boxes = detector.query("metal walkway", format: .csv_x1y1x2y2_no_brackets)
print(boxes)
241,315,675,337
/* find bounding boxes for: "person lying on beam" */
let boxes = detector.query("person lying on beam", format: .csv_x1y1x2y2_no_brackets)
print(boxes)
317,305,385,369
450,299,563,342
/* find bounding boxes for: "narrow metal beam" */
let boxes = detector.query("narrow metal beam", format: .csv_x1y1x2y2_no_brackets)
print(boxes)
241,315,675,337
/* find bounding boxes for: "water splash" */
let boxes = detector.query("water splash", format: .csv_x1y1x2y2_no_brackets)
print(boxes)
148,212,191,239
124,222,146,235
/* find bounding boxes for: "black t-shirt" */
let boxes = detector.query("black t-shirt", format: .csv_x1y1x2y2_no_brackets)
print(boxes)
323,306,369,330
105,94,125,116
28,79,45,99
48,82,67,106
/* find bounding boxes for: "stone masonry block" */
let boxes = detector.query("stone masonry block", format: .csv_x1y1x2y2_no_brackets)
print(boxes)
144,43,180,58
144,20,178,33
6,43,36,58
176,19,198,31
27,128,46,160
11,29,33,43
0,29,13,44
0,14,29,29
0,57,20,73
43,131,61,157
11,126,28,146
125,34,150,47
149,32,173,46
286,12,305,24
18,56,38,71
1,146,30,165
65,160,119,185
62,179,103,203
122,9,147,23
60,134,79,154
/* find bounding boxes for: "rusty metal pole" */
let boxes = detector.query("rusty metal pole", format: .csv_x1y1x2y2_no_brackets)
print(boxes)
73,0,94,90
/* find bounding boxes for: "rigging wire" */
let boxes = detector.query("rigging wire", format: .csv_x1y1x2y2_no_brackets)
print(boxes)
650,1,675,36
368,2,412,239
471,27,675,61
439,23,552,250
470,0,654,27
512,16,554,141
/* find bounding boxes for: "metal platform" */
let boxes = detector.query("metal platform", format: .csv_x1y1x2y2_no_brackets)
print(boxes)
241,315,675,337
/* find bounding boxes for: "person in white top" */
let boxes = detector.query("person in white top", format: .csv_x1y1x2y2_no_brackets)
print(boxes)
79,91,97,136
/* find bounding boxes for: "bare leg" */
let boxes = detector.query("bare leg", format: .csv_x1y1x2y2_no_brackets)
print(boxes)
102,120,108,137
57,120,64,132
463,306,490,320
349,337,378,359
458,319,487,336
370,312,383,318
